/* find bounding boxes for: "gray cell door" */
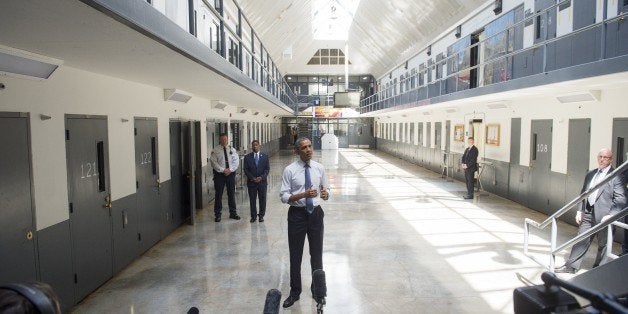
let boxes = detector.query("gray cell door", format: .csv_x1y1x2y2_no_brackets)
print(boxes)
529,119,553,213
445,120,451,153
184,121,197,225
566,119,591,203
134,118,161,253
435,122,442,165
169,121,186,227
0,113,37,284
613,118,628,168
418,122,424,165
426,122,432,167
534,0,557,44
206,121,216,203
65,116,112,301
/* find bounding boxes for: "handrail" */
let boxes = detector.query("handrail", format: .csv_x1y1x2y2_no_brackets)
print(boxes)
523,159,628,271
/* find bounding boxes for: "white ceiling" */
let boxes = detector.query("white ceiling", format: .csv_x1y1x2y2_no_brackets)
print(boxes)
237,0,488,77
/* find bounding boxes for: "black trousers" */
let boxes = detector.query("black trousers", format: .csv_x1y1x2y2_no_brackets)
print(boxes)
565,205,608,269
287,205,324,296
247,184,267,218
213,171,237,217
464,167,476,196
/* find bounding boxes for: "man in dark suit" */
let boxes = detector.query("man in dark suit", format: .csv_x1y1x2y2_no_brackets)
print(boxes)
556,148,627,273
243,140,270,223
461,137,479,199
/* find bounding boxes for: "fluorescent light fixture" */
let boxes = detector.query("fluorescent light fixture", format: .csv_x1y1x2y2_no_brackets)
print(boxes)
253,111,260,115
445,107,458,113
556,90,601,103
212,100,228,110
0,45,62,80
238,107,248,114
422,111,431,115
486,102,509,109
164,89,192,103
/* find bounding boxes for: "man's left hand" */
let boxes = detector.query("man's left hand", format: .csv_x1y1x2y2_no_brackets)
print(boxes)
601,214,611,223
321,189,329,200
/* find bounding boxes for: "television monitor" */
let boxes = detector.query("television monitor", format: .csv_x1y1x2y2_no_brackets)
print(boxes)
333,91,360,108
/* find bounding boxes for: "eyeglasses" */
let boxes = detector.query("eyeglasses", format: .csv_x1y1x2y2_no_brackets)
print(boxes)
597,155,612,159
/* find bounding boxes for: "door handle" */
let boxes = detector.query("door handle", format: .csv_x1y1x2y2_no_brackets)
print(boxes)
103,193,112,209
155,179,161,193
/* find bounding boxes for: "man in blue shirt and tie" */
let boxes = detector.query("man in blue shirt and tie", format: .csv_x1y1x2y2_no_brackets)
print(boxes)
243,140,270,223
279,137,329,308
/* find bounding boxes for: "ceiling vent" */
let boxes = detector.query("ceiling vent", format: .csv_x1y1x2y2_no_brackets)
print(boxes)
164,89,192,103
0,45,61,80
238,107,248,114
556,90,601,103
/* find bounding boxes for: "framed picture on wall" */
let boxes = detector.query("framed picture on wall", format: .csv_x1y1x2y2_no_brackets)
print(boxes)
454,124,464,142
486,124,500,146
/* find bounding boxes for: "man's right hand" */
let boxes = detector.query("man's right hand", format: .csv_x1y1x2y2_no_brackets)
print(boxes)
575,211,582,225
223,168,231,175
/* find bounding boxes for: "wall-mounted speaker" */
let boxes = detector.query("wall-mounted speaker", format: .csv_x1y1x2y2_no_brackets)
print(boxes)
427,45,432,56
455,25,462,38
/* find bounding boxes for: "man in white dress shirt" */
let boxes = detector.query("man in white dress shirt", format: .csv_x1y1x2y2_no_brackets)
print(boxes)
279,137,329,308
209,133,240,222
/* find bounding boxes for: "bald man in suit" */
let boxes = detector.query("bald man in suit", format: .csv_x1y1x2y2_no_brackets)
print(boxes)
555,148,627,273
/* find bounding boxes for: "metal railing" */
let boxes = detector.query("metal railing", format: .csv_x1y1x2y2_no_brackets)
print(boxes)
360,7,628,114
523,160,628,271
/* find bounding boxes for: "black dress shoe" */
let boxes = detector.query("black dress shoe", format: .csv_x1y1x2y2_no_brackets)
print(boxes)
214,217,221,222
282,295,299,308
250,217,256,223
229,214,241,220
463,195,473,199
554,266,576,274
258,216,264,222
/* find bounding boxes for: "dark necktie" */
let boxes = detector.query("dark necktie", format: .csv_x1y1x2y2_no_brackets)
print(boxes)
223,146,230,169
255,153,259,167
304,163,314,213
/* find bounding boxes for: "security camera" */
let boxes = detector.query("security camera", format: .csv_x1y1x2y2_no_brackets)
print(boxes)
0,83,5,90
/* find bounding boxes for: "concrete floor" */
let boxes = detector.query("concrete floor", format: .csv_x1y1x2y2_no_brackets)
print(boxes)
71,149,598,313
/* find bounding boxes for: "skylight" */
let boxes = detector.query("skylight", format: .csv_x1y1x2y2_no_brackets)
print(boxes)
312,0,361,40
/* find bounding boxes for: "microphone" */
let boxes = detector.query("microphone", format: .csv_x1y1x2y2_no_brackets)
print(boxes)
312,269,327,313
187,307,199,314
263,289,281,314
